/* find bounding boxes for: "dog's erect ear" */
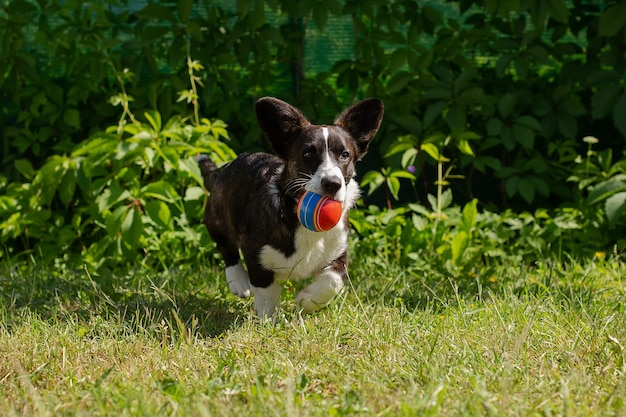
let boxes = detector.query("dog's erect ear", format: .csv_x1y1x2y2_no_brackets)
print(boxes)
335,98,384,160
256,97,311,158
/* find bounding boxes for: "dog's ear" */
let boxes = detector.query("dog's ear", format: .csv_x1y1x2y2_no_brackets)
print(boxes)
256,97,310,158
335,98,384,160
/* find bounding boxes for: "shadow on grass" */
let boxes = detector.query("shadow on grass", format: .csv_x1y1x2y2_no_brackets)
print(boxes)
0,264,248,339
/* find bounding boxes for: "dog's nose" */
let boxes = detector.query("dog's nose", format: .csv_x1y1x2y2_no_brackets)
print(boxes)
321,177,342,195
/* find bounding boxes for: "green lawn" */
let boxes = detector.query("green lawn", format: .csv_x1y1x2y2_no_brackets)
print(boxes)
1,259,625,416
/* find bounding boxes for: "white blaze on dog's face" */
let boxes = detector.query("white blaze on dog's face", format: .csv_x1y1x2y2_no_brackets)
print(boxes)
308,127,350,203
283,124,361,207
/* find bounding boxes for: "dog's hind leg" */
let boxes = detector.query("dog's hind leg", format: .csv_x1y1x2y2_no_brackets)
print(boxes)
225,263,251,298
209,230,250,298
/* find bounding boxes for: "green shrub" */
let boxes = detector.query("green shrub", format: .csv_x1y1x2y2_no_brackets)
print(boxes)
3,0,626,212
0,113,235,267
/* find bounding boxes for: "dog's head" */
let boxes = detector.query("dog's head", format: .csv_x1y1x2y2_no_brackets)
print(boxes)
255,97,384,204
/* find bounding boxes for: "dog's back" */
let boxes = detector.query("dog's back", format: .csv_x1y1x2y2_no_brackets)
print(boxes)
201,152,294,243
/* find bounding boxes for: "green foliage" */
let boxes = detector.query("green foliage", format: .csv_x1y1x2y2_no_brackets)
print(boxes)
568,137,626,227
0,114,235,267
3,0,626,212
349,195,616,284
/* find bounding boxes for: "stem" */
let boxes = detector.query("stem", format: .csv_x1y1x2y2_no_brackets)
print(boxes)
186,37,201,126
97,35,138,134
436,158,443,217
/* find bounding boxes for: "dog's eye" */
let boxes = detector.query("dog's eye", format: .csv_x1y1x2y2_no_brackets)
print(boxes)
303,147,315,160
340,151,350,161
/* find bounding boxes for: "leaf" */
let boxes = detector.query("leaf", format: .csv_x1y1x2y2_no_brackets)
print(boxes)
179,157,204,186
518,177,535,203
72,136,118,157
427,189,453,212
516,115,542,132
14,159,35,180
34,157,64,205
612,92,626,138
106,205,128,237
456,139,475,156
451,231,469,266
487,118,503,136
598,2,626,37
498,93,516,119
546,0,568,24
312,6,328,30
460,199,478,233
529,176,549,197
420,143,440,161
459,86,486,104
561,97,586,117
401,148,419,170
177,0,193,22
184,186,205,201
496,54,515,77
390,114,422,135
591,87,621,120
505,175,519,198
424,101,447,128
145,200,172,229
388,48,407,72
445,103,466,130
605,192,626,226
384,137,416,158
501,127,516,151
587,179,626,205
144,111,162,132
249,0,266,30
390,170,416,180
512,124,534,150
121,206,144,250
386,176,401,200
361,171,385,196
141,181,178,203
557,112,577,139
63,108,81,129
97,181,132,213
514,54,530,79
59,167,77,207
386,71,412,95
139,3,175,21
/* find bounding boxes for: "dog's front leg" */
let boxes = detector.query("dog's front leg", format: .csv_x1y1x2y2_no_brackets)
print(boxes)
247,262,282,318
251,282,282,319
296,258,347,313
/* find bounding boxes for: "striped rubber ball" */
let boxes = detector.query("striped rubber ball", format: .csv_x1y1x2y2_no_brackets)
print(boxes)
296,191,343,232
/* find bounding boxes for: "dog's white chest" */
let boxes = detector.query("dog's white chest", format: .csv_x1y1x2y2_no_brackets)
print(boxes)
259,224,348,280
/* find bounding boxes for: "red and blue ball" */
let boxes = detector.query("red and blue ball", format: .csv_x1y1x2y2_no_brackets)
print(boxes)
297,191,343,232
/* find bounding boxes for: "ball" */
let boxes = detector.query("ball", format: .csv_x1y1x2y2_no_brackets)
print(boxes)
297,191,343,232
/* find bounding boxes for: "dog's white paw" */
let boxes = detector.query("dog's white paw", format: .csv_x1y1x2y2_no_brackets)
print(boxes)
225,264,250,298
296,269,344,314
251,282,282,318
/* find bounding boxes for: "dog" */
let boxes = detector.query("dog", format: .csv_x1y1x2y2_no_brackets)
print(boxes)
197,97,384,318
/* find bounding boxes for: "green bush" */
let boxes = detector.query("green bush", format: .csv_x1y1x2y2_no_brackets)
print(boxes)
0,112,235,267
3,0,626,210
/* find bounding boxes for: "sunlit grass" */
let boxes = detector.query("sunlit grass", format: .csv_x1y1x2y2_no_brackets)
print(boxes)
1,258,625,416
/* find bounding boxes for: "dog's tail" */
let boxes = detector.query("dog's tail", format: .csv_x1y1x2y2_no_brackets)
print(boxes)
195,154,218,190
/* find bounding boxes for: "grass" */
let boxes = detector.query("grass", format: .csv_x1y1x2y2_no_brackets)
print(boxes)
1,257,625,416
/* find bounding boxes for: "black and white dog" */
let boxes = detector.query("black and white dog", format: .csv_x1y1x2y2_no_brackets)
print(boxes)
198,97,384,318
